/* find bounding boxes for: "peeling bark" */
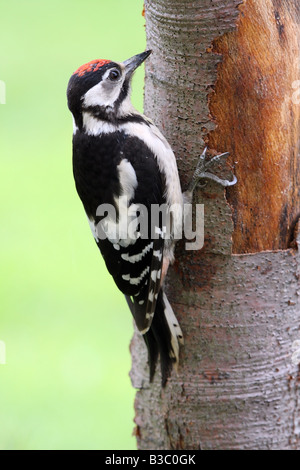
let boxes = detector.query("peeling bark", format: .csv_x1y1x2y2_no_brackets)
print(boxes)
130,0,300,450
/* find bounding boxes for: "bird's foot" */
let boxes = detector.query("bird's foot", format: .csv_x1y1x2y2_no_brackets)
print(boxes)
187,147,237,195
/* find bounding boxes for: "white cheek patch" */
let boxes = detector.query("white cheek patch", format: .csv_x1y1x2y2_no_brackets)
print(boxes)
83,70,124,108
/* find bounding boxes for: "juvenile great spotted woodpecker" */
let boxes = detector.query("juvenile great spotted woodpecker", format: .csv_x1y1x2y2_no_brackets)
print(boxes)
67,50,236,386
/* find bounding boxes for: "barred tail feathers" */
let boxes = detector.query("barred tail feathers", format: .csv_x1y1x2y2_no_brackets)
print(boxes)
143,290,183,386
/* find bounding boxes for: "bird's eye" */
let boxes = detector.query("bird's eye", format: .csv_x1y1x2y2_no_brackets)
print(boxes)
108,69,121,81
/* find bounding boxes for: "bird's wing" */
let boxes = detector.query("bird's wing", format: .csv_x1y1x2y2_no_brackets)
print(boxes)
91,131,167,333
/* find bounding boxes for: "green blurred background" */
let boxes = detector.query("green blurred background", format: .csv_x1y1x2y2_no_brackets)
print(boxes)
0,0,146,450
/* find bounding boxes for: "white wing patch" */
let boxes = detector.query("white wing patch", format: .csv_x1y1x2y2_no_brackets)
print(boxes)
117,158,138,201
86,159,139,248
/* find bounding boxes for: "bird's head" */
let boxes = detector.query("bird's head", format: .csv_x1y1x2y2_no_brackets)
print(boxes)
67,50,151,132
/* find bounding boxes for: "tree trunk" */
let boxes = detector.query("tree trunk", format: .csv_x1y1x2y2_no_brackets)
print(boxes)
130,0,300,450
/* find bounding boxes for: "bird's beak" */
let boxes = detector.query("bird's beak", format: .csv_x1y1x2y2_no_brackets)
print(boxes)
122,50,152,78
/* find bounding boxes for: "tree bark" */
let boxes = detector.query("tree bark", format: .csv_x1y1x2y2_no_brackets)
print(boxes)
130,0,300,450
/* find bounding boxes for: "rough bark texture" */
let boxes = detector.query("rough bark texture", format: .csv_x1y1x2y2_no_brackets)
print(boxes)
130,0,300,450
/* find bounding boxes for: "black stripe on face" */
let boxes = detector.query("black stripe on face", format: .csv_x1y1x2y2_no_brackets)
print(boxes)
83,104,150,126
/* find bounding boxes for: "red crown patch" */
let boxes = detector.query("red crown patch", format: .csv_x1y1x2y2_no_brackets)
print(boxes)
73,59,111,77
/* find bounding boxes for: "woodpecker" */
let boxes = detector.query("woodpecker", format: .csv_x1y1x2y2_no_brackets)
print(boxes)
67,50,236,386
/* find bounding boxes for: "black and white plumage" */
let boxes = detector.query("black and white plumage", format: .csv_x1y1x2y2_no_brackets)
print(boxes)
67,51,184,386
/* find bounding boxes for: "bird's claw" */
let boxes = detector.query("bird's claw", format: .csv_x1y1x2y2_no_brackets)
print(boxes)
188,147,237,194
